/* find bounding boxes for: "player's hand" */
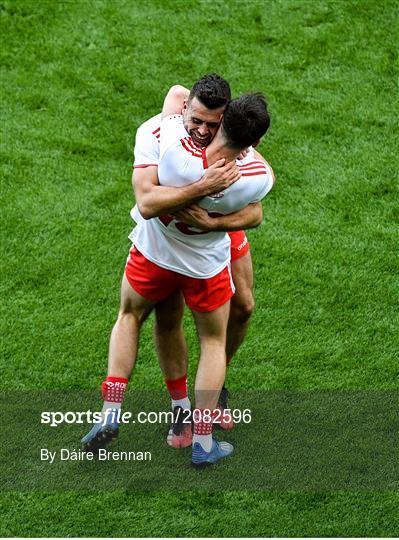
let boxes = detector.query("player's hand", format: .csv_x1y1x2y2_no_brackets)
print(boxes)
200,158,241,196
172,204,215,231
237,148,250,160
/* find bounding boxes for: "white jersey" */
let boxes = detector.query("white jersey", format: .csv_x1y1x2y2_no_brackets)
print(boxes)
130,113,161,223
133,113,161,168
130,114,274,278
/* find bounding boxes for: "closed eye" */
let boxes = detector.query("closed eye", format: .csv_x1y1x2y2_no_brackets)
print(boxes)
192,118,219,129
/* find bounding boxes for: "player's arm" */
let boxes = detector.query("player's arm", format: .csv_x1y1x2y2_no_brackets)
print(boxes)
133,110,240,219
173,202,263,232
175,148,275,227
133,166,200,218
132,161,239,219
161,85,190,118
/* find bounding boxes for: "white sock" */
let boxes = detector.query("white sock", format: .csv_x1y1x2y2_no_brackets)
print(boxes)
171,397,191,410
101,401,121,422
193,433,212,452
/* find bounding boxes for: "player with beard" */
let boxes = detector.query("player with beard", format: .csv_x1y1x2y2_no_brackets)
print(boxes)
131,75,264,447
83,85,273,465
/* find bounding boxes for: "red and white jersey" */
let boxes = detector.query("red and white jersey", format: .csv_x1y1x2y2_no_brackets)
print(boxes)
131,114,161,223
130,114,273,278
158,115,273,215
133,113,161,168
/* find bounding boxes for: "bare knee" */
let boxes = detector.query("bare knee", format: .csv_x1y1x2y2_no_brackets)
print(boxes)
230,292,255,323
117,297,149,326
119,274,154,324
116,309,140,327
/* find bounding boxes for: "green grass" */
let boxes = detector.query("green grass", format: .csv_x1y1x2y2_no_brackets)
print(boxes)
1,0,398,536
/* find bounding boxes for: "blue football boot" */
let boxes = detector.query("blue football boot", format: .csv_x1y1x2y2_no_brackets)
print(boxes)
191,437,234,468
81,409,119,453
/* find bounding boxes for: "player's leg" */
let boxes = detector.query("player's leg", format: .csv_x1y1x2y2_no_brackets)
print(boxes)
182,265,235,466
154,290,192,448
154,290,188,383
82,247,176,452
191,302,234,466
226,239,255,363
193,302,230,406
107,273,155,378
217,236,254,429
82,273,155,452
106,247,173,404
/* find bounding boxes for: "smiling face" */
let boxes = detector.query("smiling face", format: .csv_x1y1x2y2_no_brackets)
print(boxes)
182,97,225,148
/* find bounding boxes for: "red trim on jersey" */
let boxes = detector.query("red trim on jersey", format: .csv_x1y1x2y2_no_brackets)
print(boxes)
241,171,267,177
152,127,160,135
134,164,158,168
186,136,201,150
238,160,261,166
239,160,267,177
238,164,266,171
184,137,201,151
201,147,208,169
183,138,195,151
185,137,201,153
238,160,265,169
180,138,202,157
180,138,191,152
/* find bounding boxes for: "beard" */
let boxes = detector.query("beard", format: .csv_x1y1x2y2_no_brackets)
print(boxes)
189,130,212,148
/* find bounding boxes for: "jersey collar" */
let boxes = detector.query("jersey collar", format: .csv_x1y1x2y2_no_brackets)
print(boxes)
201,147,208,169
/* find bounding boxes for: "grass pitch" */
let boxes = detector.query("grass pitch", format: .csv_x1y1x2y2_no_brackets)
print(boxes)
1,0,398,536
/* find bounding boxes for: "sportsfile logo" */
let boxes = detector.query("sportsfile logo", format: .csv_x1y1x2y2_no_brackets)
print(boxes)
41,409,128,428
40,408,252,427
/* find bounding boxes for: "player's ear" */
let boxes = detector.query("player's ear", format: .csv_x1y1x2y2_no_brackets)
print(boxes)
182,99,187,111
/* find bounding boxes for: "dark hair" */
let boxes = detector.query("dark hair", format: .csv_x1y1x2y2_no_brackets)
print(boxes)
189,73,231,109
221,93,270,149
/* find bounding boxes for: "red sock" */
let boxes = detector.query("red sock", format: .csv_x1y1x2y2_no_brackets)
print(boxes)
165,374,187,400
193,408,218,435
101,376,128,403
